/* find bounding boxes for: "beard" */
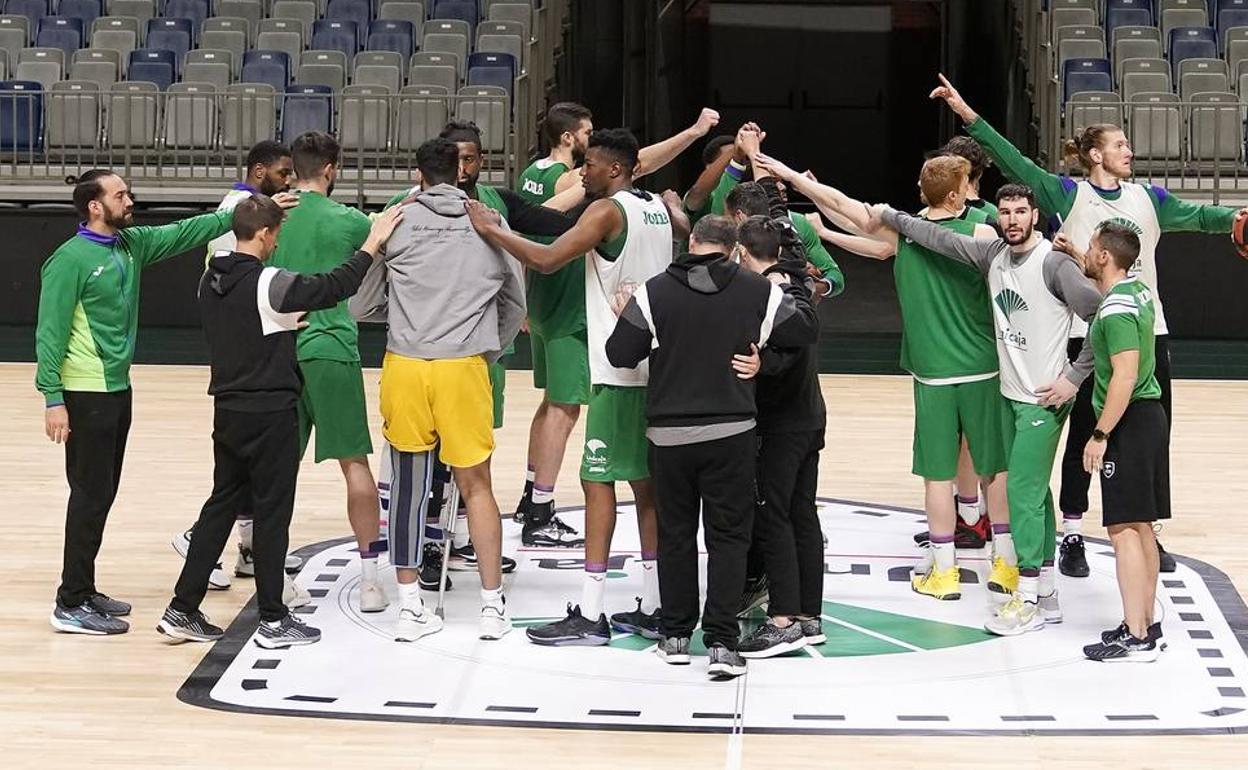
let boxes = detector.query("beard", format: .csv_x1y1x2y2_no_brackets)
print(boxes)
104,209,133,229
458,172,478,193
572,146,586,166
1004,226,1033,246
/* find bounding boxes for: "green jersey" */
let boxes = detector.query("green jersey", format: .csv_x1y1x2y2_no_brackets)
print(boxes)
517,158,586,338
894,216,998,381
268,190,372,362
1089,277,1162,415
966,197,998,221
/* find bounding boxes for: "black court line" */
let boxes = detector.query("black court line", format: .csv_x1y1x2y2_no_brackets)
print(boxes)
485,706,538,714
1171,596,1196,605
1190,630,1215,640
252,660,280,670
897,716,950,722
308,589,329,598
326,559,351,567
793,714,845,721
588,710,641,718
692,713,738,720
314,574,339,583
851,509,889,518
291,606,316,615
172,506,1248,737
1208,668,1234,677
1204,708,1244,717
286,695,336,704
384,701,436,709
1180,612,1205,622
1163,580,1186,589
1000,715,1056,722
1106,715,1158,722
1199,649,1225,658
240,679,266,690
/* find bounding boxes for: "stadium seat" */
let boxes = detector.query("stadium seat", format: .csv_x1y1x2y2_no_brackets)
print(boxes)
408,60,455,92
255,28,302,71
1121,57,1172,101
47,79,100,148
456,84,504,150
368,19,413,63
422,31,466,78
340,82,389,151
353,49,401,89
4,0,48,40
1162,6,1209,42
1127,91,1183,160
89,26,135,73
15,46,61,89
1062,57,1112,105
258,17,306,50
221,80,275,148
488,2,530,38
1057,26,1107,70
162,0,208,43
1178,56,1228,99
69,47,119,89
476,31,522,69
1111,23,1161,50
312,19,357,61
107,79,157,148
1218,2,1248,49
0,79,42,151
395,82,446,150
0,17,29,70
145,19,190,75
1051,7,1098,42
1107,6,1154,39
36,17,83,59
271,2,316,43
215,0,262,45
241,49,290,93
424,18,469,48
378,1,423,40
183,48,231,89
1227,28,1248,78
58,0,101,31
1188,91,1240,161
1114,33,1163,84
1235,55,1248,92
128,47,174,89
107,0,153,43
165,80,217,149
295,48,344,90
1066,90,1124,135
431,0,477,31
281,83,331,142
199,22,245,76
325,0,369,46
1168,27,1218,77
466,50,513,93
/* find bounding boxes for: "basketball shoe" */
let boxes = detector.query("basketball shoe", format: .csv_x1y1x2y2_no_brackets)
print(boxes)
985,594,1043,636
987,555,1019,600
911,565,961,600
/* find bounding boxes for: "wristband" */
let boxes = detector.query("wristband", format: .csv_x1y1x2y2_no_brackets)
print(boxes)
726,161,748,181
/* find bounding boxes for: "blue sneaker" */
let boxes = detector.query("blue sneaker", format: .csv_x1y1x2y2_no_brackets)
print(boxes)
50,603,129,635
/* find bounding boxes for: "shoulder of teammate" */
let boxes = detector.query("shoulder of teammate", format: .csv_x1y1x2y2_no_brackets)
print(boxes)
1043,248,1101,319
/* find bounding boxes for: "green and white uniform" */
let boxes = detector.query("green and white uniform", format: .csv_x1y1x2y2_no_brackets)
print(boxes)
1090,278,1162,415
581,189,674,482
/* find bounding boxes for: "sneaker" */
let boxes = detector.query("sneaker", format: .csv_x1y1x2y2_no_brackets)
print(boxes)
521,504,585,548
987,555,1019,599
448,542,518,573
156,606,224,643
85,592,131,617
984,594,1044,636
912,515,991,549
418,543,452,591
172,529,230,590
282,574,311,608
1157,538,1177,573
736,575,769,618
525,604,610,646
255,615,321,649
513,492,531,524
1084,631,1160,663
707,643,748,680
1058,534,1090,578
738,619,808,659
911,565,961,601
235,547,303,577
1039,591,1063,624
395,605,444,642
799,618,826,645
609,598,662,639
655,635,691,665
358,580,389,613
50,603,129,635
1101,621,1163,645
479,602,512,640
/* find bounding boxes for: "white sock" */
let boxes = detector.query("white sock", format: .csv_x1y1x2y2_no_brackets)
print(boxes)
237,519,253,549
525,467,536,484
452,510,470,549
933,541,955,571
1018,574,1039,604
481,586,504,611
580,571,607,619
993,531,1017,567
956,497,981,525
639,559,660,613
398,581,424,613
1063,517,1082,537
532,484,555,505
360,555,379,583
1039,565,1056,597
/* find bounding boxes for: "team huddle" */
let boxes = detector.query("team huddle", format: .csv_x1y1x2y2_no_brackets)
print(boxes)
34,73,1247,677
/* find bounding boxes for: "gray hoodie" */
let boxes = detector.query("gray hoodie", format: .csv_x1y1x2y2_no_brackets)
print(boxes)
351,184,525,362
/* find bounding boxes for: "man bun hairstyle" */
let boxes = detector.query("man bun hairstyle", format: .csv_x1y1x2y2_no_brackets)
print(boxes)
71,169,120,219
588,128,640,171
1062,124,1121,172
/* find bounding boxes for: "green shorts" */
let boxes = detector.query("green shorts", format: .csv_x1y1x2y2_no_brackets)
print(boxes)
489,359,505,430
531,328,591,406
298,359,373,463
911,376,1010,481
580,384,649,482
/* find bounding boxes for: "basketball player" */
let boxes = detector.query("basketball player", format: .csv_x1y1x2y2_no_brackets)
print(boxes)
756,152,1013,602
37,170,248,635
266,131,387,614
872,184,1105,633
467,128,677,645
937,135,998,221
514,104,720,550
931,74,1245,576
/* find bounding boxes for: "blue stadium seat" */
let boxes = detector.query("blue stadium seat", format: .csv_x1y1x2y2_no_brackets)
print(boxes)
1107,6,1154,35
36,17,82,58
162,0,207,43
6,0,48,38
466,51,513,96
241,49,291,93
312,19,358,60
1062,57,1112,104
432,0,477,30
282,83,330,142
367,19,413,61
145,28,189,77
1169,26,1218,75
325,0,369,46
58,0,101,30
1218,2,1248,49
128,47,173,89
468,51,514,78
0,79,41,150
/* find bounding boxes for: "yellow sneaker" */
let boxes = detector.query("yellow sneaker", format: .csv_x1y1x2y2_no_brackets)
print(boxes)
987,555,1019,600
911,565,961,601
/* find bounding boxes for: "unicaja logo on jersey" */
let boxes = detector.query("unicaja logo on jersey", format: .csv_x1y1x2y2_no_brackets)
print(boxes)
584,439,608,474
994,288,1030,321
1104,216,1144,236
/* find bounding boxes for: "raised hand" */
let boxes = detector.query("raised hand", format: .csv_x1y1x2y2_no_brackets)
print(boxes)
753,152,798,182
929,72,978,124
692,107,721,137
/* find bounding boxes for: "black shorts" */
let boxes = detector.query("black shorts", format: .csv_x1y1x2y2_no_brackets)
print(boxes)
1100,399,1171,527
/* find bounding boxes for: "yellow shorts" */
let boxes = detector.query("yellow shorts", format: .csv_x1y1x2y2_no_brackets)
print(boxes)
379,352,495,468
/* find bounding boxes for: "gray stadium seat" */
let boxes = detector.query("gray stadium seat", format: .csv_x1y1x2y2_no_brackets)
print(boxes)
354,50,401,89
456,84,506,151
340,83,389,151
90,28,135,74
1127,92,1183,161
1050,7,1097,40
1121,58,1172,103
1066,90,1123,134
396,83,446,150
295,48,345,91
259,17,306,47
164,81,218,149
489,3,531,38
15,49,62,90
1161,8,1208,44
476,33,522,70
215,1,262,45
411,50,459,86
1236,58,1248,94
1227,33,1248,82
108,0,154,43
199,29,246,77
1111,25,1161,50
422,31,468,76
1189,91,1241,162
270,2,316,43
93,16,140,48
1059,36,1107,71
256,30,303,71
182,57,230,90
70,48,120,89
1114,38,1162,84
185,47,233,75
378,2,423,41
1178,58,1228,101
222,81,276,148
408,61,455,92
108,80,159,149
0,17,29,72
47,80,101,148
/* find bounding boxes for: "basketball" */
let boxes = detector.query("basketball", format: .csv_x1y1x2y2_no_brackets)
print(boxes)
1234,210,1248,259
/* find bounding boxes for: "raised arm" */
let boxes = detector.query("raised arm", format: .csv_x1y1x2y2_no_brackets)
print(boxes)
636,108,721,178
755,152,895,249
494,187,578,238
683,142,734,219
466,197,620,274
271,208,402,313
1148,186,1239,234
129,210,233,267
877,207,1001,274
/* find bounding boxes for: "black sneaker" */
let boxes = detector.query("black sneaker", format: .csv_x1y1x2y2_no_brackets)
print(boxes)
655,635,691,664
1157,538,1177,573
912,515,991,549
1084,631,1160,663
522,503,585,548
86,592,131,617
525,604,610,646
1059,534,1090,578
609,598,662,639
418,543,452,591
707,643,747,680
799,618,826,645
1100,620,1129,645
738,619,808,659
50,603,129,635
736,575,769,618
255,615,321,649
514,483,533,523
156,606,223,643
1103,621,1165,645
448,542,517,573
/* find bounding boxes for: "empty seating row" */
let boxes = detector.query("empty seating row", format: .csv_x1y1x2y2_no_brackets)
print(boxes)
1065,87,1247,162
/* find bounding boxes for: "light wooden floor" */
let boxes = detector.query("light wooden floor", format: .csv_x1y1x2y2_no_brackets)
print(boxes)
2,362,1247,769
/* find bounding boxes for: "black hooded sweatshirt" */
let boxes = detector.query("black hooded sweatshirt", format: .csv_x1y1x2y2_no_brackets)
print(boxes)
605,251,818,444
198,248,372,412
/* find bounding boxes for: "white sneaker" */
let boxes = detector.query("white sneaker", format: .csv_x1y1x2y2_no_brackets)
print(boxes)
172,529,231,590
282,573,311,608
359,580,389,613
1039,591,1063,624
984,593,1044,636
395,606,444,642
479,603,512,640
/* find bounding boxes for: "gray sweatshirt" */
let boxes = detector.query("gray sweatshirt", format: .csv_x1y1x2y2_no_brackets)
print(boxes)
881,207,1102,384
350,184,525,362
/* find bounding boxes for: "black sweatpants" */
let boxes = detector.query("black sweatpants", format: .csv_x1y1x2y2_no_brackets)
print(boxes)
56,389,132,608
651,430,756,651
172,406,300,622
1059,335,1172,516
755,430,825,618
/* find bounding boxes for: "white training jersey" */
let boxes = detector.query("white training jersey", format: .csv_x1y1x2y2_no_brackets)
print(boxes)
1058,180,1164,337
205,184,256,260
987,240,1075,404
585,189,674,386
